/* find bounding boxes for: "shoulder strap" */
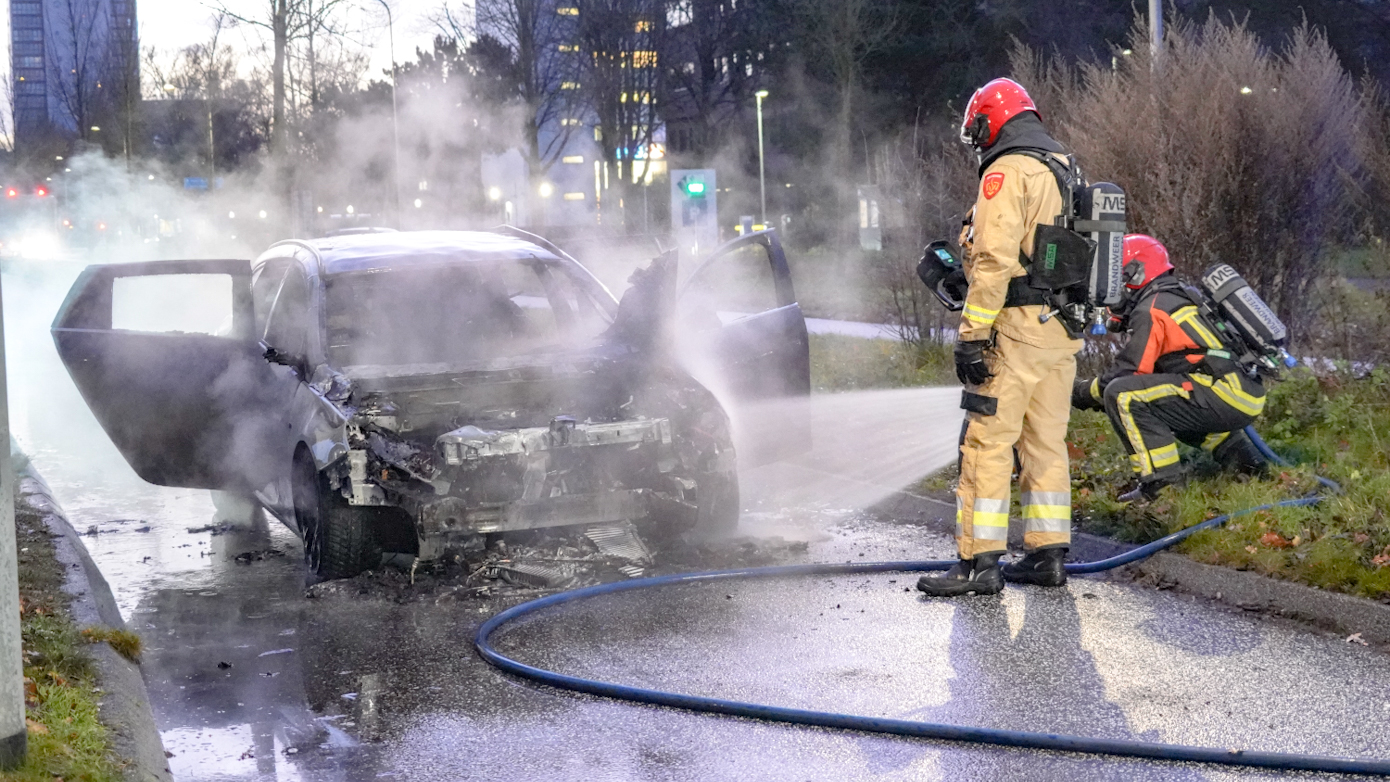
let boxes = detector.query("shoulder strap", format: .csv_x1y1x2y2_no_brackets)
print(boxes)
1001,148,1083,220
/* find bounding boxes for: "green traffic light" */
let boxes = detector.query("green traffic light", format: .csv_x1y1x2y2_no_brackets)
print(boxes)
686,180,706,196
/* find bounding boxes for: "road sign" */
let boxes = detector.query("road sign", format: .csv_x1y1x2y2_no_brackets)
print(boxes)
670,169,718,257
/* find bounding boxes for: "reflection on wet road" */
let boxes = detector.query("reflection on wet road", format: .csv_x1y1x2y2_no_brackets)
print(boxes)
8,261,1390,781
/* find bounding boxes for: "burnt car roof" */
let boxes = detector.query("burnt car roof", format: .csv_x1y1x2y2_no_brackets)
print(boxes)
280,230,566,276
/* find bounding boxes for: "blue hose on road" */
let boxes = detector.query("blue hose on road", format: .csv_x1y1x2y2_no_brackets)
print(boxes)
476,430,1380,776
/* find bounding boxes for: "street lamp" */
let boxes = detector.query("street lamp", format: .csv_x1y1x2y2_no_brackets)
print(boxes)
374,0,402,227
755,89,769,225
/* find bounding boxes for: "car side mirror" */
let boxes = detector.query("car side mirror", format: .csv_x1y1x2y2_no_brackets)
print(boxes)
261,341,309,378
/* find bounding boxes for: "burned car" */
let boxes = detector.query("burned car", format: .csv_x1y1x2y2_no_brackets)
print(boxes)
52,228,809,578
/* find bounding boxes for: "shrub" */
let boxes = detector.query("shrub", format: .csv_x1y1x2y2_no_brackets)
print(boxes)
1014,16,1381,345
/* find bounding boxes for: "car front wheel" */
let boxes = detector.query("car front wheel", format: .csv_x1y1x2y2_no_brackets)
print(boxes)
292,451,381,580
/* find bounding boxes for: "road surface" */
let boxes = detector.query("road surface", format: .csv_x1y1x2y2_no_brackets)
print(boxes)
5,259,1390,781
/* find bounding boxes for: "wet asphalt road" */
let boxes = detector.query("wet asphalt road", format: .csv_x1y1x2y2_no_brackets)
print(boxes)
9,260,1390,781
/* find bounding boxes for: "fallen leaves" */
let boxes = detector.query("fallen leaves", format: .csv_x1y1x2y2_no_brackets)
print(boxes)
26,718,47,734
1066,441,1086,460
1373,546,1390,569
1260,531,1294,549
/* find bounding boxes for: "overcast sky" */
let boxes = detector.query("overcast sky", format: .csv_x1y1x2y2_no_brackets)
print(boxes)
140,0,454,84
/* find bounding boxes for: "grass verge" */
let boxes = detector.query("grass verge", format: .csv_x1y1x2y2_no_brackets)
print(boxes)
809,333,954,392
13,501,124,782
1069,366,1390,600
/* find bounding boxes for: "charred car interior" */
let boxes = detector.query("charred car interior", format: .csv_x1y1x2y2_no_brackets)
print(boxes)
51,228,810,578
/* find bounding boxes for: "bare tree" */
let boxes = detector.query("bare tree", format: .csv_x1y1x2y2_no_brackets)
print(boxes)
45,0,113,143
660,0,773,158
788,0,899,174
213,0,354,153
431,0,581,180
574,0,664,227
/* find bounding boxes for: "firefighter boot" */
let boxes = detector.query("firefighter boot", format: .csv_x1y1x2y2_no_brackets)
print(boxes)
1213,430,1269,478
1002,547,1067,587
917,553,1003,597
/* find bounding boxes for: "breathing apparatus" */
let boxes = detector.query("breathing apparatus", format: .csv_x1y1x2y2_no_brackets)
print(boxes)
915,152,1126,338
1188,264,1298,377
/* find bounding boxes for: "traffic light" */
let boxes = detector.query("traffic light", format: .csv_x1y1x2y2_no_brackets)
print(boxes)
35,187,47,197
670,169,718,253
5,188,16,198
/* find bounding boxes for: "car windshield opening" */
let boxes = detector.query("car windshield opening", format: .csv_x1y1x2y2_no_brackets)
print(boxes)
326,259,611,368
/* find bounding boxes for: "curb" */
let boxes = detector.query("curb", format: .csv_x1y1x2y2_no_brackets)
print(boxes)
17,468,173,782
871,488,1390,646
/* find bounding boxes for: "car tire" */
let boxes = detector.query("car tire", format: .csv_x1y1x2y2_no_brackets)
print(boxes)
292,452,382,580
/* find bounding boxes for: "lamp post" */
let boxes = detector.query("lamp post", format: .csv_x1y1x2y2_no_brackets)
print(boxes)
755,89,769,225
1149,0,1163,70
375,0,402,226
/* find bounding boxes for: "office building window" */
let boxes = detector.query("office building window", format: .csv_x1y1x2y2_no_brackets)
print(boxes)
17,56,43,68
14,30,44,41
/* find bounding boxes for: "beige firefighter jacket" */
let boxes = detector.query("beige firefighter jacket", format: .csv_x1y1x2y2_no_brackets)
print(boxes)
958,153,1083,352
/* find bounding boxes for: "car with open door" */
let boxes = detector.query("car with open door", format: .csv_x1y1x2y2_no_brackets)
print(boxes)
52,228,810,579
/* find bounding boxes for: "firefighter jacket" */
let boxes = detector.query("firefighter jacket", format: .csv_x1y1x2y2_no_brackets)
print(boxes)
1074,275,1266,417
958,153,1083,352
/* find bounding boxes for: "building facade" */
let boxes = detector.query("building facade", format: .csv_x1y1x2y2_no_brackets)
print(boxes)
11,0,138,147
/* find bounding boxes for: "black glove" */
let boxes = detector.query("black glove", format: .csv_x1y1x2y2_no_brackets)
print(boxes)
954,339,992,386
1072,377,1104,411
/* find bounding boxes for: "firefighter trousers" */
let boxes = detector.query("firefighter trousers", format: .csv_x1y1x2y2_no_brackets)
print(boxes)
956,331,1077,559
1101,371,1265,483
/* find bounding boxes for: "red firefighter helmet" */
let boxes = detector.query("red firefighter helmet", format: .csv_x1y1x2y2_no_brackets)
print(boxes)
1121,234,1174,290
960,78,1039,149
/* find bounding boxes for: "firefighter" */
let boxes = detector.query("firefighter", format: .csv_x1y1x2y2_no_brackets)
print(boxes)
917,78,1081,597
1072,234,1268,502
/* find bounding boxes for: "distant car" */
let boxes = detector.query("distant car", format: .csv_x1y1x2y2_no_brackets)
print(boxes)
52,228,809,578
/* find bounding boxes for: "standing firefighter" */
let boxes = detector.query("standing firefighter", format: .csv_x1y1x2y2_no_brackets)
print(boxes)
1072,235,1268,502
918,78,1081,597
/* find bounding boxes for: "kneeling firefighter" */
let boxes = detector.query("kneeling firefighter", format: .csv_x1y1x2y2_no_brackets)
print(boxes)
917,77,1113,597
1072,235,1280,502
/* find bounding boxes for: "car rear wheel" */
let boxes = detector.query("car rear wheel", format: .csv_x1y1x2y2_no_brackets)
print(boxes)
292,452,382,580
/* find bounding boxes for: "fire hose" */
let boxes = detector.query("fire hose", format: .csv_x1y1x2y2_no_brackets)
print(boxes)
475,428,1385,776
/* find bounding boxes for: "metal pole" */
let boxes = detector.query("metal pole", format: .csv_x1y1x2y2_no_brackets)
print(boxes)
1149,0,1163,69
376,0,402,227
755,90,768,224
0,270,25,771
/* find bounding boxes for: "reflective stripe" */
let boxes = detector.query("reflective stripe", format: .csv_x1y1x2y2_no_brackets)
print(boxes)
1022,491,1069,508
1089,377,1102,403
955,495,964,538
1202,431,1230,451
1024,517,1070,534
1211,374,1265,416
1171,306,1223,349
971,497,1009,539
975,523,1009,541
1150,443,1181,468
1129,453,1143,472
1114,383,1189,476
963,302,1000,325
1022,490,1070,535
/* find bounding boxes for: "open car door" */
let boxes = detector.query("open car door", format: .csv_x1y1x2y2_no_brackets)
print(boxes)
50,259,278,491
676,230,810,465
